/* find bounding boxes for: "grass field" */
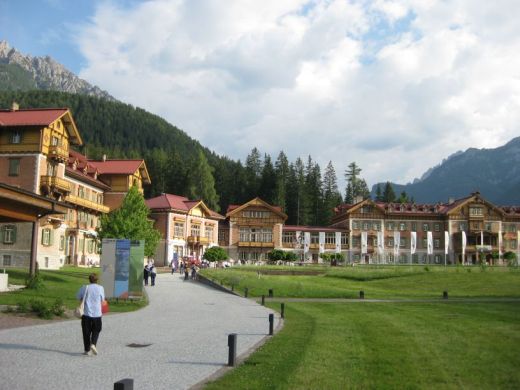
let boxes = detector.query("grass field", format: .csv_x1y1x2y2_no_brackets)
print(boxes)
200,265,520,299
201,266,520,389
0,267,146,313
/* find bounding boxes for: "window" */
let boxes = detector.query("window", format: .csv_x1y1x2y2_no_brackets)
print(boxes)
242,210,270,218
362,222,369,231
2,225,16,244
325,233,335,244
400,238,407,248
434,239,440,248
352,221,359,230
282,231,296,243
262,229,273,242
422,238,428,248
434,255,442,264
59,235,65,251
10,131,21,144
205,226,213,240
361,206,372,213
87,239,94,254
51,136,59,146
472,222,480,230
373,223,380,231
8,158,20,176
3,255,12,266
470,207,483,216
78,186,85,198
485,223,492,231
386,222,395,231
387,238,394,247
191,224,200,237
422,223,429,231
240,227,249,242
341,233,348,245
352,237,359,247
399,222,407,231
511,240,517,250
459,223,466,231
509,225,517,233
174,222,184,237
411,222,417,231
41,228,53,246
434,223,440,232
310,233,319,244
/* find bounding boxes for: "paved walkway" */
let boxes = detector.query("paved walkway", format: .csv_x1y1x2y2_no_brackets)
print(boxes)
0,273,279,389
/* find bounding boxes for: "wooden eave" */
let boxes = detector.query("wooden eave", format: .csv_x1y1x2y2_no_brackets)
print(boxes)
446,194,505,218
346,199,386,216
0,183,71,222
58,110,83,146
138,161,151,185
226,197,288,220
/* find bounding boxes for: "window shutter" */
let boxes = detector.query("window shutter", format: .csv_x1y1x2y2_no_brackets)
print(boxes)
0,226,4,243
50,229,54,245
41,230,45,245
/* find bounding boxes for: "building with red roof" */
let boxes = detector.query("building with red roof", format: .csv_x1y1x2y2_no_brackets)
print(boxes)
0,103,151,269
146,193,224,266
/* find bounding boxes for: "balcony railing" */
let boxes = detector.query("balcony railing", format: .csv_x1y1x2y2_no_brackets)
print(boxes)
238,241,274,247
40,175,71,193
48,145,69,161
64,194,110,213
187,236,211,244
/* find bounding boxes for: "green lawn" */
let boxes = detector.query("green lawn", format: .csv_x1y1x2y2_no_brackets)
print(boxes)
205,302,520,389
201,265,520,299
0,267,146,313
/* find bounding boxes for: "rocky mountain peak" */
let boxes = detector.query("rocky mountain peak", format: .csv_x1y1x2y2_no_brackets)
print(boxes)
0,40,115,101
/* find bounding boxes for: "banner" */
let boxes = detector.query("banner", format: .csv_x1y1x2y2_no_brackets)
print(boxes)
427,231,433,255
411,232,416,254
393,231,400,256
480,231,484,246
462,231,467,256
128,240,144,297
377,231,384,255
319,232,325,254
304,232,310,254
444,231,449,255
361,231,368,254
335,232,342,253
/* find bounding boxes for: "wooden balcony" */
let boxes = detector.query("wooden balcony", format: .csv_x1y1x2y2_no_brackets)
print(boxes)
238,241,274,248
64,194,110,213
48,145,69,162
187,236,211,244
40,175,72,195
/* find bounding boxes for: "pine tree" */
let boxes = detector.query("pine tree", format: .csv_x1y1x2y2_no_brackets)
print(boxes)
274,151,289,211
322,161,343,224
399,191,409,203
244,147,262,200
188,150,220,211
382,182,396,203
98,186,161,257
305,156,323,225
345,162,370,203
375,184,382,201
259,154,277,203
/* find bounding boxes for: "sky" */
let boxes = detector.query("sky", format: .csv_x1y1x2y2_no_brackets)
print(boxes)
1,0,520,191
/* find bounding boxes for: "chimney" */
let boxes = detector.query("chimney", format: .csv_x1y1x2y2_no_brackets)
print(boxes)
448,197,454,204
102,154,107,162
354,195,364,204
11,102,19,111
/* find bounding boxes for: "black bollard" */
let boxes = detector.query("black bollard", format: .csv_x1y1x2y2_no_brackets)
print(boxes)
114,378,134,390
269,313,274,335
281,303,285,319
261,295,265,306
228,333,237,366
359,290,364,299
443,291,448,300
268,288,274,298
245,287,249,298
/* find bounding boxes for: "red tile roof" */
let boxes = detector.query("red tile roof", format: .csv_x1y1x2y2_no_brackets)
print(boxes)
66,150,110,190
0,108,68,126
88,160,144,175
146,193,224,219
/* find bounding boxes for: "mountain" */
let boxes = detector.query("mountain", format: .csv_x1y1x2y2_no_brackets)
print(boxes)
0,40,115,101
372,138,520,205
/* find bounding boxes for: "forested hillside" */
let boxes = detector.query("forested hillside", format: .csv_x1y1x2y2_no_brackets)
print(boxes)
0,91,346,224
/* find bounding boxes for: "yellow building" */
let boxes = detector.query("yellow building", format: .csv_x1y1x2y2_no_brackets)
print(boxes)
0,104,150,269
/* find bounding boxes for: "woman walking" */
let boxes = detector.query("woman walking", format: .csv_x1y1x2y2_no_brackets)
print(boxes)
76,273,105,356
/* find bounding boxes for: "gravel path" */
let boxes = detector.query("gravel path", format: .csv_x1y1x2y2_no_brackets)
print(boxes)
0,273,279,390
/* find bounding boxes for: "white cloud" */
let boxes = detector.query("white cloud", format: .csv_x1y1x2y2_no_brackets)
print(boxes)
77,0,520,190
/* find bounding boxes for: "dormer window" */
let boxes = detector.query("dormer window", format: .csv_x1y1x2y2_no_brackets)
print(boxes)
10,131,21,144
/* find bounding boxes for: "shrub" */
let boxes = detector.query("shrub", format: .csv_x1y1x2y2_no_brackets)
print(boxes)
284,251,298,262
25,272,45,290
267,249,286,262
17,301,29,313
51,298,66,317
424,266,430,272
203,246,229,262
29,299,52,319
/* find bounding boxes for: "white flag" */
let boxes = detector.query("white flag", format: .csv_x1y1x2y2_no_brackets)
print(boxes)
462,231,467,256
498,229,503,256
427,231,433,255
377,231,384,255
393,231,400,256
304,232,310,254
411,232,417,254
335,232,341,254
444,231,449,255
319,232,325,254
361,231,368,254
480,231,484,247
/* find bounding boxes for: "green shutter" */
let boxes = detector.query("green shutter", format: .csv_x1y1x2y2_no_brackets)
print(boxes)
41,229,45,245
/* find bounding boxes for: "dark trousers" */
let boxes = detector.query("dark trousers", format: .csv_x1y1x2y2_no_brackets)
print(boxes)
150,273,156,286
81,316,102,352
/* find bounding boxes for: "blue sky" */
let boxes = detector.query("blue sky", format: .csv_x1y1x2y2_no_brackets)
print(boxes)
1,0,519,189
